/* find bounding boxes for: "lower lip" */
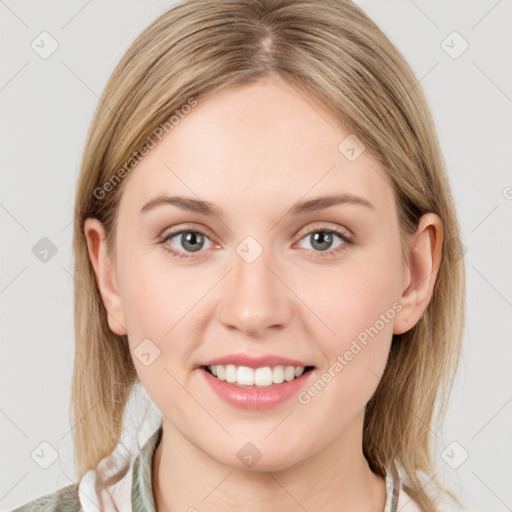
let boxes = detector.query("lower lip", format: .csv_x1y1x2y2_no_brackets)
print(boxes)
200,367,314,410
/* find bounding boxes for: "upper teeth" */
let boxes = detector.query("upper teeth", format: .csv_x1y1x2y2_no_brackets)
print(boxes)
208,364,305,387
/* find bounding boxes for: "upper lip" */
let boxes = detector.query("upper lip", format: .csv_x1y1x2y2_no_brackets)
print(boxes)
201,353,313,369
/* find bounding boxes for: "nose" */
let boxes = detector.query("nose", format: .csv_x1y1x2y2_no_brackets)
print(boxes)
216,245,293,338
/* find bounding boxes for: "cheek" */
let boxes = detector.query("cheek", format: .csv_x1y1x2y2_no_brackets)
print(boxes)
311,240,402,348
116,242,218,400
302,239,401,401
115,243,194,375
120,264,170,338
117,239,192,337
117,252,200,420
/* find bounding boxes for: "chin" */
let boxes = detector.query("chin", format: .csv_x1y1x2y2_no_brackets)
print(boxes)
205,440,310,473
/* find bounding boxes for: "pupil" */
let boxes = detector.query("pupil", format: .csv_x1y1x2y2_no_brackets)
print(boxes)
183,232,203,252
312,232,332,251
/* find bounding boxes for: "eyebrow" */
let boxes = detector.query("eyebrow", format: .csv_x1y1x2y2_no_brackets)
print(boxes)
139,193,375,217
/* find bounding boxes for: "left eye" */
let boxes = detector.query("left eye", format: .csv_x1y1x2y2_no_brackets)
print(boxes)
296,228,352,255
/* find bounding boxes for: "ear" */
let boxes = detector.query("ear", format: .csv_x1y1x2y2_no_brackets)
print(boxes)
393,213,443,335
84,218,127,336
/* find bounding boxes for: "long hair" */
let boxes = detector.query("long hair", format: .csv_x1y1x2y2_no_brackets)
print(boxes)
71,1,466,510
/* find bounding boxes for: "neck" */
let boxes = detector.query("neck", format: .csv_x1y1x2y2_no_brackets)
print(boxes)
152,413,386,512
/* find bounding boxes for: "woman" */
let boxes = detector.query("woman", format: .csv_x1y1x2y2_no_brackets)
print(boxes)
13,0,466,511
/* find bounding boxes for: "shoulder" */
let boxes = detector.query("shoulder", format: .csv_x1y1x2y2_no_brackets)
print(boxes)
11,483,82,512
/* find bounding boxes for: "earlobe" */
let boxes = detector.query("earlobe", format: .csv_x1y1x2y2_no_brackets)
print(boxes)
393,213,443,335
84,218,127,336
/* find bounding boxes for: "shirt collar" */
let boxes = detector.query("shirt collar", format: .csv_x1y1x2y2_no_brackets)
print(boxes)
131,424,162,512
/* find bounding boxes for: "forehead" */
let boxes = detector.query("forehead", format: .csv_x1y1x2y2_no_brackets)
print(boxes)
118,77,394,219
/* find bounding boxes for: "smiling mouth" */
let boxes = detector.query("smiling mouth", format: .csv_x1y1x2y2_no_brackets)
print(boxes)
202,364,315,388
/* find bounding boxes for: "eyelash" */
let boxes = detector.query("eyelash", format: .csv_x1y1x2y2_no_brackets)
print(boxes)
159,225,354,260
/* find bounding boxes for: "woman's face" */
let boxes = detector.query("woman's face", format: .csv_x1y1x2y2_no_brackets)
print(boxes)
89,76,415,470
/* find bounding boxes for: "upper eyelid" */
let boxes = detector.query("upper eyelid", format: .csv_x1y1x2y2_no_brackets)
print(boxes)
295,223,353,240
160,224,214,243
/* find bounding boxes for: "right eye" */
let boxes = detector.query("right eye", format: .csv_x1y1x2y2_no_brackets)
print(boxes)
160,228,215,258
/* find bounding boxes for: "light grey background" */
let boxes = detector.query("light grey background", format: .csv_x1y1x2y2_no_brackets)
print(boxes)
1,1,511,511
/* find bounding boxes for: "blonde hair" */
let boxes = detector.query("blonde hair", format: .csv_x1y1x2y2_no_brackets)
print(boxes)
71,1,466,510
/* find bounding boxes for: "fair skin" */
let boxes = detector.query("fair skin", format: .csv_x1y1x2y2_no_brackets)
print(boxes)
85,76,442,512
